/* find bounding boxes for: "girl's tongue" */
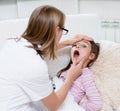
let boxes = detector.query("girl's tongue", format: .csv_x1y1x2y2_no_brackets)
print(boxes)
74,50,80,58
73,50,80,64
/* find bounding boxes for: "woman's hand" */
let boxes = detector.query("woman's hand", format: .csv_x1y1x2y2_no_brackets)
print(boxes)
66,56,87,81
67,34,93,45
56,34,93,50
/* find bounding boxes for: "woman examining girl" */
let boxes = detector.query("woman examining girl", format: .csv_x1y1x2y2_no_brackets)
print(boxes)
0,5,92,111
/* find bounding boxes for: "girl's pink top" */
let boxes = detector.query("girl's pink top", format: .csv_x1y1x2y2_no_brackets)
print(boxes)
60,68,102,111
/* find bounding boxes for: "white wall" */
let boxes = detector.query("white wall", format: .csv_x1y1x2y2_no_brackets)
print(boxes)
0,0,120,43
79,0,120,20
0,0,78,20
17,0,78,18
0,0,120,20
0,0,17,20
78,0,120,43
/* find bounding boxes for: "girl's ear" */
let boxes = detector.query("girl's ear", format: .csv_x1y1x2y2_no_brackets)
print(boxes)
89,53,95,60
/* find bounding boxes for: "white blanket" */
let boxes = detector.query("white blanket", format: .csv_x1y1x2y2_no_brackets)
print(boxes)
53,77,85,111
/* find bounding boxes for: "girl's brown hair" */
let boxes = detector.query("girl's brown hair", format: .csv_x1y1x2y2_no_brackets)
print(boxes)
22,5,65,59
57,41,100,77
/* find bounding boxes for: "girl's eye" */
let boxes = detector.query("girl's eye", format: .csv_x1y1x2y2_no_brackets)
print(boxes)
80,43,89,48
72,43,89,48
81,44,87,47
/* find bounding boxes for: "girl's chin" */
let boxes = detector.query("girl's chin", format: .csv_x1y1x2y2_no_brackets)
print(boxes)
73,57,81,63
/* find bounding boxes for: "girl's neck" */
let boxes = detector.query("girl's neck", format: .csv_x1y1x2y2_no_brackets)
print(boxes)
82,59,90,68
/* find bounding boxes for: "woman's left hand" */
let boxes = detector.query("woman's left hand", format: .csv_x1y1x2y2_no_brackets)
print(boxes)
56,34,93,50
67,34,93,45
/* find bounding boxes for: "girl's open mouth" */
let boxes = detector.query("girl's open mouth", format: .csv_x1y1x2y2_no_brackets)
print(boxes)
73,50,80,58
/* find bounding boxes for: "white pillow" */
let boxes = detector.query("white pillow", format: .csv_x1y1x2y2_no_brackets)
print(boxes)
45,46,71,77
45,40,120,111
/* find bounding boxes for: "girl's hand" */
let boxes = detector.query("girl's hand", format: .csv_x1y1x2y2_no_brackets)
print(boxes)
66,56,87,81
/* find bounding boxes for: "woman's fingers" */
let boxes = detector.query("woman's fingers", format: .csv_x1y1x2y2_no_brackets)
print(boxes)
72,57,78,65
77,56,87,67
66,34,93,46
75,34,93,42
82,35,93,41
73,56,87,68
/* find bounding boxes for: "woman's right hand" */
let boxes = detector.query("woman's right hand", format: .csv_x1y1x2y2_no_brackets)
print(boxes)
66,56,86,81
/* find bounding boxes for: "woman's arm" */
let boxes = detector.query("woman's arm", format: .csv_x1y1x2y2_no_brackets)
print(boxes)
56,34,93,50
41,56,86,111
41,78,73,111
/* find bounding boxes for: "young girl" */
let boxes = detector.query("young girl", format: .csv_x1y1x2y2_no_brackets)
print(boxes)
57,40,102,111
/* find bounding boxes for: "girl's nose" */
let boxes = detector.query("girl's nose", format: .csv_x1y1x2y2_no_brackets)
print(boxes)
76,44,80,48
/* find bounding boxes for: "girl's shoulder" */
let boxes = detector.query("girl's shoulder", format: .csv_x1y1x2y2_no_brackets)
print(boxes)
82,67,94,75
81,67,94,81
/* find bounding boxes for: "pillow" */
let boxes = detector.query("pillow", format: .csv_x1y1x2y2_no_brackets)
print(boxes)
90,40,120,111
45,46,71,77
45,40,120,111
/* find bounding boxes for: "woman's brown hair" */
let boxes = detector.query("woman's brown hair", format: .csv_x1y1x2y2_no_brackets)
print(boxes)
57,41,100,77
22,5,65,59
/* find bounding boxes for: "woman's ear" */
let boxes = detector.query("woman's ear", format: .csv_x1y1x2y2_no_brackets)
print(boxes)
89,53,95,60
55,26,62,45
56,26,60,35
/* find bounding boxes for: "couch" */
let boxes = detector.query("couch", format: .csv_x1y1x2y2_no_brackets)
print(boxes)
0,14,120,111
